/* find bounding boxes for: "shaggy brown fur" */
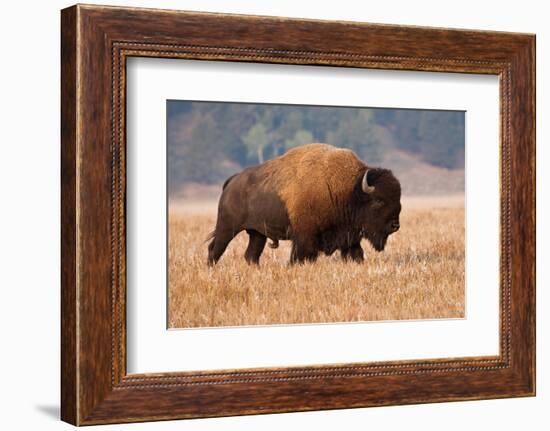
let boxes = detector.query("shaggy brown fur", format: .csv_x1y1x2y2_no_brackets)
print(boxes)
207,143,401,265
260,144,366,239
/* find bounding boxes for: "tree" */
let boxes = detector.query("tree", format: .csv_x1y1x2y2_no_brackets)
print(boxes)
243,123,270,164
284,129,314,150
166,100,465,188
326,110,383,163
416,111,465,169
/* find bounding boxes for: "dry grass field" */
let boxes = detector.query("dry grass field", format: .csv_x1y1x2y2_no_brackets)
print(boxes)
168,195,465,328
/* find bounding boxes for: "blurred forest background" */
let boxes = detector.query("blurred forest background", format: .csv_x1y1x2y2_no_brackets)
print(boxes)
167,101,465,199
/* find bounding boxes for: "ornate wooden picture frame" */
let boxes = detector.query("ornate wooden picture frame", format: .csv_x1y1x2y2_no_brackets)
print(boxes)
61,4,535,425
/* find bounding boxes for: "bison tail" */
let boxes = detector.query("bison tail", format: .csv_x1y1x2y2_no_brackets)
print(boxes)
205,230,216,244
268,239,279,249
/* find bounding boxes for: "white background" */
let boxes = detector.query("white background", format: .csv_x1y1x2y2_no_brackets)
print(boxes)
127,59,499,373
0,0,546,430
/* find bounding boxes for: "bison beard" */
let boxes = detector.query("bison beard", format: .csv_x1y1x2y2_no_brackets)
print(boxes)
206,143,401,265
364,230,389,252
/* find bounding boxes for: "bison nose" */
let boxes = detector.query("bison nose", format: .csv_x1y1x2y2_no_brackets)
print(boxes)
392,221,400,232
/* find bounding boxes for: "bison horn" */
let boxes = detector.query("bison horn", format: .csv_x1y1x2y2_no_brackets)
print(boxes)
362,170,375,194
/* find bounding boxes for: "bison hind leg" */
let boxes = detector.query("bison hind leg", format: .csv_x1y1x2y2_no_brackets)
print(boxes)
207,228,238,266
244,230,267,265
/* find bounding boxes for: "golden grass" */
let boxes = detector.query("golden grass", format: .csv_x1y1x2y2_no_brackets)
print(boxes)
168,196,465,328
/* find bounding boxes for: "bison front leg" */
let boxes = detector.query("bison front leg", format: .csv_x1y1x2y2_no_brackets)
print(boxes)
290,237,319,264
244,230,267,265
341,243,364,263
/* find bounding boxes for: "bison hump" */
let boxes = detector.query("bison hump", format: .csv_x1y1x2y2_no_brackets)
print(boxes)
262,144,366,235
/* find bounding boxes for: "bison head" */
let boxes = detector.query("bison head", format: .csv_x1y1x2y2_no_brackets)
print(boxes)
357,167,401,251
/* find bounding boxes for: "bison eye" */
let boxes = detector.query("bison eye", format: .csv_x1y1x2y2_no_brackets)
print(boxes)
372,198,384,208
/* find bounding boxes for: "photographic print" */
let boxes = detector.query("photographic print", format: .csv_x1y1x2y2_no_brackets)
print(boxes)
168,101,465,328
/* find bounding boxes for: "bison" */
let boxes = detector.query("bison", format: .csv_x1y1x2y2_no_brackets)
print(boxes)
207,143,401,265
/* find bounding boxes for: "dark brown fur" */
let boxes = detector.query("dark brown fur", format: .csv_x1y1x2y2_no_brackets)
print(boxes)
207,144,401,265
